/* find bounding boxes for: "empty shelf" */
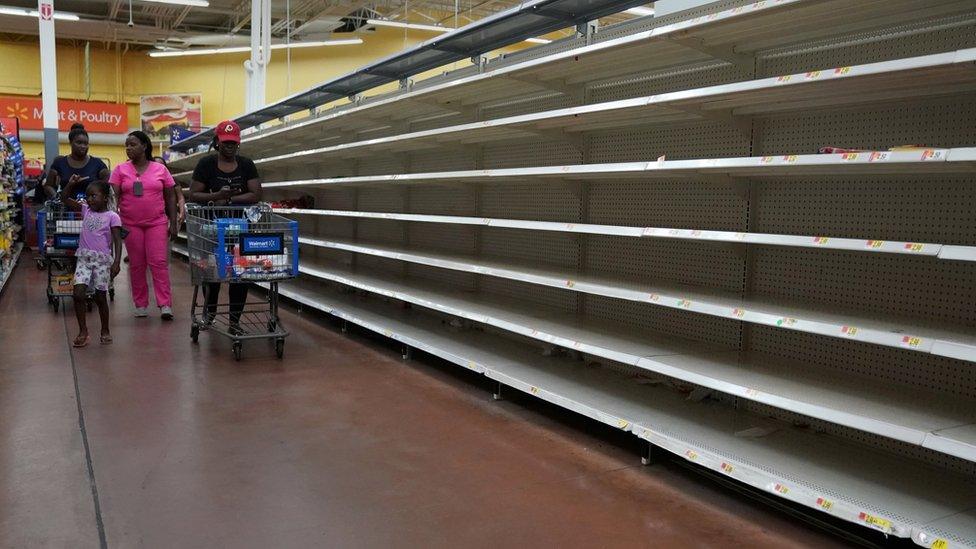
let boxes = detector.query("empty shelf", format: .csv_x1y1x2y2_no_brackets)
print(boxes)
298,236,976,363
295,260,976,460
254,49,976,174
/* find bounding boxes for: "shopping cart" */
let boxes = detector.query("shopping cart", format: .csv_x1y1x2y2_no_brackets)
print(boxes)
185,204,299,360
37,200,115,312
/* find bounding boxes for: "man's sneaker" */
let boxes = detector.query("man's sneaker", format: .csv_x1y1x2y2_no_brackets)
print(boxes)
134,307,148,318
160,306,174,321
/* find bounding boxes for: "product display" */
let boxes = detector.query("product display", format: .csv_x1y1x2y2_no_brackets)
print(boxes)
0,126,23,293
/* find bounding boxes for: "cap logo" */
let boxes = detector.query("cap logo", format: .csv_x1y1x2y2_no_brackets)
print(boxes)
224,124,235,132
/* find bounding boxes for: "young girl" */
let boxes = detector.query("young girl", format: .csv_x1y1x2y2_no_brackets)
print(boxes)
63,177,123,347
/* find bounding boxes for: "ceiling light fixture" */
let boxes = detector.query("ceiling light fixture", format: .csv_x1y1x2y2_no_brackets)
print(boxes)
0,6,80,21
367,18,552,44
147,38,363,57
140,0,210,6
366,18,450,33
624,6,655,16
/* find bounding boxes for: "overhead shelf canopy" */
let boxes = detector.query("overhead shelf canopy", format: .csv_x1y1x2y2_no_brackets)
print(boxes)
167,0,654,153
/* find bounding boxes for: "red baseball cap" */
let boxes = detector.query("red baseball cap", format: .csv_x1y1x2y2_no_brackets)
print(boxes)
215,120,241,143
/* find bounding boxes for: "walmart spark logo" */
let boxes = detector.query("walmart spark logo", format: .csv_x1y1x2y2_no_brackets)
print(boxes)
5,103,28,119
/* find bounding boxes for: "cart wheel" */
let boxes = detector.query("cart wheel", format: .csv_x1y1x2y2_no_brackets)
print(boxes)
267,320,277,333
275,338,284,359
233,342,243,361
190,325,199,343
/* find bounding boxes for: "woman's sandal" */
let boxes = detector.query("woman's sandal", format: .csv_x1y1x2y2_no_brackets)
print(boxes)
100,334,113,345
73,335,90,348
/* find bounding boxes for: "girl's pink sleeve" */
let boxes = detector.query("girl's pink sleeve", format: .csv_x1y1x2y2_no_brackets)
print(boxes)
110,212,122,228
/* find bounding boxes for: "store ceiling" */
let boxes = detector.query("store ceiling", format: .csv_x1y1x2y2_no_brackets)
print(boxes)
0,0,630,48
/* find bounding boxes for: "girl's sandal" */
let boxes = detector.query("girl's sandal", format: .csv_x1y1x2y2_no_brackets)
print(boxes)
73,335,90,348
100,335,113,345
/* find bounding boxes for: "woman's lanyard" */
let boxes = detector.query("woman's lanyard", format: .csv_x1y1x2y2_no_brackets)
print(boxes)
133,160,151,197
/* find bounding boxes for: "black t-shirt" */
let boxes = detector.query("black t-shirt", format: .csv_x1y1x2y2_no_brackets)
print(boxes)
191,155,259,200
51,155,109,198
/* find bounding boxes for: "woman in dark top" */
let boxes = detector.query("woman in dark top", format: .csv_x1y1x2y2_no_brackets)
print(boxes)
187,120,262,332
45,123,110,201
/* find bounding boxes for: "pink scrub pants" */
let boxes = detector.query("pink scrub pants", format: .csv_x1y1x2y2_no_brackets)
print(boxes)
124,223,171,308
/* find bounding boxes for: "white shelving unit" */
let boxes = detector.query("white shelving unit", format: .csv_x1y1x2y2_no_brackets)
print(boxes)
174,1,976,545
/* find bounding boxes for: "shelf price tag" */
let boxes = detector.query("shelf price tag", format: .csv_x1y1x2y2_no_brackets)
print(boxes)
685,449,698,461
866,240,884,249
617,419,630,429
648,293,661,303
720,462,734,474
565,280,576,288
776,75,792,83
841,326,859,337
776,317,796,327
677,299,692,309
868,151,891,162
816,497,834,511
761,156,774,164
783,155,798,163
834,66,852,76
904,243,924,252
466,360,477,370
733,308,746,318
745,388,761,398
901,336,922,348
813,236,829,245
932,539,949,549
841,152,859,161
773,483,789,494
921,149,946,161
804,71,821,80
529,386,540,395
859,512,892,531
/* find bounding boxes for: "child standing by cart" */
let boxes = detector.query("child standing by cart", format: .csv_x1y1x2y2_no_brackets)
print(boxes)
62,177,122,347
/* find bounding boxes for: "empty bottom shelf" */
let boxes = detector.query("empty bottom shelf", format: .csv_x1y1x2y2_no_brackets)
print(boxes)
268,278,976,548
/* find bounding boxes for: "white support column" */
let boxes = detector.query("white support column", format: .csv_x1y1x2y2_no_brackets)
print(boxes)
37,0,60,166
244,0,272,113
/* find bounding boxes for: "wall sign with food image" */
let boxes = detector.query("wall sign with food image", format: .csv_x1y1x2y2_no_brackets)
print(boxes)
140,94,202,142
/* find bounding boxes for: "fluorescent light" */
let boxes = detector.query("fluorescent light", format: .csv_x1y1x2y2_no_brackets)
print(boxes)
624,6,655,16
0,6,80,20
367,19,451,33
367,18,552,44
140,0,210,6
148,38,363,57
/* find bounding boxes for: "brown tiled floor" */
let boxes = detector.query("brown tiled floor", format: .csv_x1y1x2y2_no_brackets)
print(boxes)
1,256,850,548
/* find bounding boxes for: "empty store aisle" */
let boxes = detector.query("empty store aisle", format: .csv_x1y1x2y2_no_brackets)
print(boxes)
0,258,848,548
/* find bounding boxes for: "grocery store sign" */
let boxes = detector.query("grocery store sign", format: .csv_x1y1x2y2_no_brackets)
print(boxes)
0,96,128,133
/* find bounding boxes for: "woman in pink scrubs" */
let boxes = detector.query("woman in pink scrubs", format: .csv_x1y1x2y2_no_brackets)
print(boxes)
109,131,179,319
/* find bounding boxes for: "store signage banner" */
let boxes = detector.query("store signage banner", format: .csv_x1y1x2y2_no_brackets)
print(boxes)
0,96,128,133
140,94,202,143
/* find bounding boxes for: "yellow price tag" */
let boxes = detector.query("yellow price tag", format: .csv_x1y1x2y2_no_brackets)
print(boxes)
685,449,698,461
617,419,630,429
859,512,891,531
529,386,539,395
721,462,734,474
565,280,576,288
842,326,859,336
932,539,949,549
774,483,789,494
816,497,833,511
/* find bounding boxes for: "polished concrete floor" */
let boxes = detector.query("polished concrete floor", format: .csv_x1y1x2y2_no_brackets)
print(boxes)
0,255,850,548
